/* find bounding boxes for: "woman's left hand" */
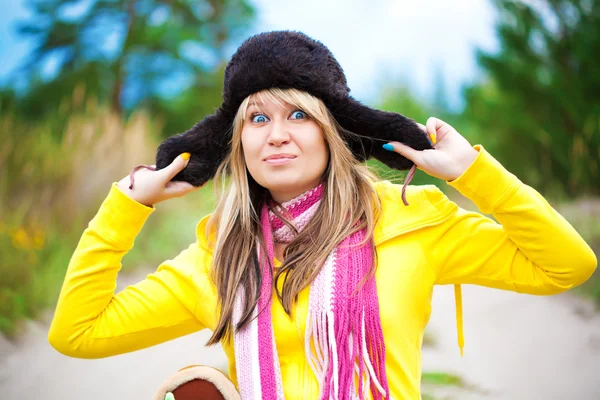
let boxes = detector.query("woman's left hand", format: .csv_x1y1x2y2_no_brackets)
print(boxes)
384,117,479,181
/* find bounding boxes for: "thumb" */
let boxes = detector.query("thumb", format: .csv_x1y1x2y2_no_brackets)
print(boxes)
160,153,191,181
384,142,423,165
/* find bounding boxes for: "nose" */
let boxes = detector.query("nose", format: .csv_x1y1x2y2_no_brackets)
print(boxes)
267,121,291,146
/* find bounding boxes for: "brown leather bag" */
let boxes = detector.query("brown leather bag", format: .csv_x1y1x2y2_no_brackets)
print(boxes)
152,365,241,400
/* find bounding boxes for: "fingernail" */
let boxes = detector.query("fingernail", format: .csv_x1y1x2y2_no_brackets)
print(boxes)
165,392,175,400
382,144,394,151
429,133,437,145
181,152,191,161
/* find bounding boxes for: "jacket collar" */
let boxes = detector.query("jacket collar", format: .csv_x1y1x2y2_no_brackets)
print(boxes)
373,181,457,246
196,181,458,251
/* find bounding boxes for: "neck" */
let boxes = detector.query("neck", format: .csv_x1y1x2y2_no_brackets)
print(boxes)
268,182,325,244
268,181,323,204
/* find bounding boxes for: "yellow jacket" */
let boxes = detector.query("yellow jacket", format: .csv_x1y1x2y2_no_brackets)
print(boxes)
49,145,597,399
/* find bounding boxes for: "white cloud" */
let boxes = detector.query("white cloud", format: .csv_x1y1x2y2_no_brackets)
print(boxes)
0,0,499,110
249,0,498,108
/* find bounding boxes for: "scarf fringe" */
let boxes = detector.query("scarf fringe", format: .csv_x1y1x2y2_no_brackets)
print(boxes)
233,185,390,399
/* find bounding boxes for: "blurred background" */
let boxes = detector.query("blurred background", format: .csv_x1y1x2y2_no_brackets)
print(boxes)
0,0,599,399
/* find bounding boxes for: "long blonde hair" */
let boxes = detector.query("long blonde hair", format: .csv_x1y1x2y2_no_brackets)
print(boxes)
206,88,381,345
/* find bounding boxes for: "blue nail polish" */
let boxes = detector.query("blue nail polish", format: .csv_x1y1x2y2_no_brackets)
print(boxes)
382,143,394,151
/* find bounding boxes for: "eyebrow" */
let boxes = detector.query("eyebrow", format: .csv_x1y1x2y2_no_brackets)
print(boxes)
246,102,262,114
245,101,294,116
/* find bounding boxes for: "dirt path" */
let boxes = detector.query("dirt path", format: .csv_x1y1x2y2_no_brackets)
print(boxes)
423,285,600,400
1,270,600,399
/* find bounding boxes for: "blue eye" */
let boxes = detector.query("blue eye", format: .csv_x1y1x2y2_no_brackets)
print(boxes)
251,114,268,123
291,110,306,120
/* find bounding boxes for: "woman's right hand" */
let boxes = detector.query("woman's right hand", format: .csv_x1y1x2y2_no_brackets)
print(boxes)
117,153,199,207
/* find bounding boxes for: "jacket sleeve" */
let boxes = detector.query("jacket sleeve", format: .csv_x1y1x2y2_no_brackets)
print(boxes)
420,145,597,294
48,183,210,359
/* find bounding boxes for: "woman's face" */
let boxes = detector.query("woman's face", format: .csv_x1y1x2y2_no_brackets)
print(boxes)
241,97,329,203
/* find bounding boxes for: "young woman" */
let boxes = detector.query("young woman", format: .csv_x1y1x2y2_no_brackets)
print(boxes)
49,31,597,400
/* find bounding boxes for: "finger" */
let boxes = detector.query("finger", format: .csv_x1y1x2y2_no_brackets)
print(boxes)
384,141,424,165
160,153,191,181
425,117,439,144
427,116,455,141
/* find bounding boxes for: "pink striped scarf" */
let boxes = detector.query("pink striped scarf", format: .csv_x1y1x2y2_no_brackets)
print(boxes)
232,184,390,399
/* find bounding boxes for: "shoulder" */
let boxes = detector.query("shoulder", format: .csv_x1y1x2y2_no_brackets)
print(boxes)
194,182,459,248
195,213,217,253
373,180,457,214
372,181,458,242
374,180,453,209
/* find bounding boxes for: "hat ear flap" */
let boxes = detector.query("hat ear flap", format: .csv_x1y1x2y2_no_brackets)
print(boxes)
155,109,233,187
152,365,240,400
330,97,432,170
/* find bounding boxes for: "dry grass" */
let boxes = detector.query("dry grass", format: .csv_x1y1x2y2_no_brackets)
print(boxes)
0,104,164,336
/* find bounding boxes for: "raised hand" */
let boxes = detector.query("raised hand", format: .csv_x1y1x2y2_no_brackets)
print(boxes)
383,117,478,182
116,153,199,207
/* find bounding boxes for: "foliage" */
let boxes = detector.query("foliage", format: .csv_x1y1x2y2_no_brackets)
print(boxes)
0,103,213,336
0,1,256,334
371,85,444,190
372,83,481,192
5,0,255,138
463,0,600,198
3,0,600,336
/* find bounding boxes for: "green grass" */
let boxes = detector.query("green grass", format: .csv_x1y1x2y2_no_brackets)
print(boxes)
0,221,81,335
122,187,216,272
555,198,600,305
0,189,216,337
423,330,437,347
421,372,464,387
421,371,466,400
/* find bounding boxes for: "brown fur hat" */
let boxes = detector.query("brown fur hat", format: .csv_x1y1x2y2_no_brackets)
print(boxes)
155,30,432,187
152,365,240,400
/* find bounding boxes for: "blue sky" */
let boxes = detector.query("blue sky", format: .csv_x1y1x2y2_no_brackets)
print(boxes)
0,0,498,110
0,0,34,82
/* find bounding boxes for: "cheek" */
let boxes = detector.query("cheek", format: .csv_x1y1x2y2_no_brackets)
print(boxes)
307,129,328,167
241,131,260,162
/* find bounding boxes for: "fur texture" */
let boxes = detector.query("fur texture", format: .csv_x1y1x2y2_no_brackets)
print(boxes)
152,365,240,400
156,30,431,185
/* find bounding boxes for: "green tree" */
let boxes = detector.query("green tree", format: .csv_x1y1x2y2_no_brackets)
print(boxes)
11,0,254,125
463,0,600,197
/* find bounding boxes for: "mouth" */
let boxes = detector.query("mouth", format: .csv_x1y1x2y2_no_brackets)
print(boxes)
264,154,297,165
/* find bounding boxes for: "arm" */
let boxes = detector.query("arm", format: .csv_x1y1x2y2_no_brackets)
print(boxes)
48,183,209,358
420,145,597,294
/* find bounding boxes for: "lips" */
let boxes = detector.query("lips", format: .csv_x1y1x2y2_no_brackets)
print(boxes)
264,154,296,165
264,154,296,161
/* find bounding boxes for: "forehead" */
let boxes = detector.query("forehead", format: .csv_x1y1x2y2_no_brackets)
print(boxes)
246,93,293,113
